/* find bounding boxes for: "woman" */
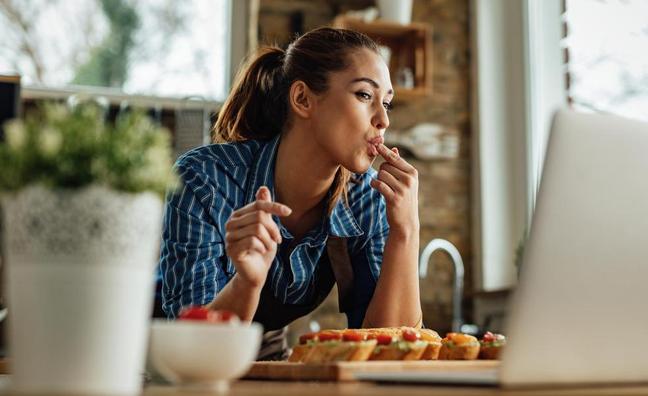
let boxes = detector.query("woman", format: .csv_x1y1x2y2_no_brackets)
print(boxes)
159,27,422,360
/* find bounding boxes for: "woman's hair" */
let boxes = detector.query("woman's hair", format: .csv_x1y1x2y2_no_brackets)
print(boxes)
213,27,379,213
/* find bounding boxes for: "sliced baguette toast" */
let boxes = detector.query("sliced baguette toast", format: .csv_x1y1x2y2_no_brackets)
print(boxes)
419,328,442,360
478,331,506,360
299,330,377,363
288,327,445,362
438,332,480,360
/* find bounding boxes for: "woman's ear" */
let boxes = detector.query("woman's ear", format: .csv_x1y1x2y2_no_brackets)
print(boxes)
289,80,315,119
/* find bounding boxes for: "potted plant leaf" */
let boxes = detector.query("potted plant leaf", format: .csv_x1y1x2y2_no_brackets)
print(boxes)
0,100,176,395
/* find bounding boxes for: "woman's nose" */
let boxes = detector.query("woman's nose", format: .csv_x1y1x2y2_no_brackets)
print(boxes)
372,105,390,130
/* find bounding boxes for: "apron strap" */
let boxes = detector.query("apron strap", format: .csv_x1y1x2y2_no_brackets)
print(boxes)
326,236,355,314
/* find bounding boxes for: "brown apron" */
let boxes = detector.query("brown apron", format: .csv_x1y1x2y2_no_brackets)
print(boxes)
252,236,354,361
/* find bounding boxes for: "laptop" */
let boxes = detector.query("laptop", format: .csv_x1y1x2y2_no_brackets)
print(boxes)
356,109,648,387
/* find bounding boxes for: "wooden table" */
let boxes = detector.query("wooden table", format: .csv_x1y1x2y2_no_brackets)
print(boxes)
0,377,647,395
140,381,648,396
2,358,647,395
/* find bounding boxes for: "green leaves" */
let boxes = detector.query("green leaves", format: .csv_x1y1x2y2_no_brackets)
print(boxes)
0,101,177,197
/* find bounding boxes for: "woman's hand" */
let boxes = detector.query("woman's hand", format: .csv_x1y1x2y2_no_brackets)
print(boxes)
224,186,292,289
370,144,420,237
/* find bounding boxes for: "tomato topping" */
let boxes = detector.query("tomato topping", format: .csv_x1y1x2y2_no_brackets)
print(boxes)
178,306,210,321
317,331,342,342
373,333,394,345
299,333,318,344
342,330,366,342
482,331,495,342
402,328,421,342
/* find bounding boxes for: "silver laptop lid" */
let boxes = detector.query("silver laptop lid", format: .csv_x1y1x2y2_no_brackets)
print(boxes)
500,109,648,386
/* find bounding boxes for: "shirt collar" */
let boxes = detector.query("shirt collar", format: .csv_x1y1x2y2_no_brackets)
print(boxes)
245,134,281,205
245,134,364,242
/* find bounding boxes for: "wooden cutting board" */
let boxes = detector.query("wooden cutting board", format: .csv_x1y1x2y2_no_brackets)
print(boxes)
244,360,500,382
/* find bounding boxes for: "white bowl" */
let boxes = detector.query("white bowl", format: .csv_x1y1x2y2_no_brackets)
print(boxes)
149,319,262,390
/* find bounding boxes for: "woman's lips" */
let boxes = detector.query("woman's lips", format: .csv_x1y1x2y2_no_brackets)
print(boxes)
367,136,384,157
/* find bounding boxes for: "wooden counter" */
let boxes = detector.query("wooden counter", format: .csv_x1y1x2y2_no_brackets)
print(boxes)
140,381,648,396
1,358,647,395
0,377,646,395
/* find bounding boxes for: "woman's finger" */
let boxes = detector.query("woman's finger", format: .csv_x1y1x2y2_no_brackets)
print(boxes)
379,163,409,183
231,199,292,219
377,168,403,194
370,177,396,202
226,222,276,252
225,210,282,243
256,185,272,201
376,144,415,172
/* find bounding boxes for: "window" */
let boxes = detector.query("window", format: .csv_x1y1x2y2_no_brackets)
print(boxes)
0,0,231,101
473,0,647,292
565,0,648,122
471,0,565,291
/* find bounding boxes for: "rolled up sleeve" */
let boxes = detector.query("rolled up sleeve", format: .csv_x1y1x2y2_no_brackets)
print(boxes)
159,162,229,318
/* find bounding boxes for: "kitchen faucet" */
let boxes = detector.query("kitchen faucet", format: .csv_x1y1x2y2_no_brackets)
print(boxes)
419,238,464,333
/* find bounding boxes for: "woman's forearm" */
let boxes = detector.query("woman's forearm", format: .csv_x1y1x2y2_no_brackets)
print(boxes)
205,274,263,322
363,228,422,328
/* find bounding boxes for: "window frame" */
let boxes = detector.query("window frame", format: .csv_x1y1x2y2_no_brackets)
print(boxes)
227,0,256,92
470,0,566,292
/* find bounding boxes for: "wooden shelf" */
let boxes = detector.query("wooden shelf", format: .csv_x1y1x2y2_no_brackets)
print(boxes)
333,16,433,101
0,75,20,84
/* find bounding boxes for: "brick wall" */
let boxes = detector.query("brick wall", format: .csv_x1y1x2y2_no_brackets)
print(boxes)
258,0,472,336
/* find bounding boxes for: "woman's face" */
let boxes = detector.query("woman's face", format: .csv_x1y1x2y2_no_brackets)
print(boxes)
310,48,393,174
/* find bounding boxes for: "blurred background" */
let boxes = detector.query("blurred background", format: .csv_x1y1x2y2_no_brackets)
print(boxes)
1,0,647,349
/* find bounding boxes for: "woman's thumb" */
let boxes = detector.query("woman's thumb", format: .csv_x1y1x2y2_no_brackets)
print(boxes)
256,186,271,201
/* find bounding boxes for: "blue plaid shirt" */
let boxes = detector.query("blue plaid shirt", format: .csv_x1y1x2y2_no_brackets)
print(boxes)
158,134,389,327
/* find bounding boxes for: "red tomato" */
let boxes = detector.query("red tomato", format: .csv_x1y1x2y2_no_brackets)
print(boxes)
178,306,210,321
178,306,239,323
342,330,365,342
482,331,495,342
402,329,421,342
317,331,342,342
373,333,394,345
299,333,318,344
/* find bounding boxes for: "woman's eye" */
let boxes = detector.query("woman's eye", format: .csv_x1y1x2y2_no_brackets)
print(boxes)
356,91,372,101
356,91,392,112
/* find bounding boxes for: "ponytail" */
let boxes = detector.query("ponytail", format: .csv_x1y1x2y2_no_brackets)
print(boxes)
213,47,288,143
329,167,352,214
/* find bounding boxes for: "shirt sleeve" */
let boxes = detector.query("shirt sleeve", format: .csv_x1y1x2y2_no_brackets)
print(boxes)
345,190,389,328
158,161,231,318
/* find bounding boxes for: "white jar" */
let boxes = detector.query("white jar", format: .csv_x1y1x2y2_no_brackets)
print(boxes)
377,0,413,24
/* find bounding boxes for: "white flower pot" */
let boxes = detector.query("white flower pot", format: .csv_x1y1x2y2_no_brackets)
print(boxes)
2,185,163,395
